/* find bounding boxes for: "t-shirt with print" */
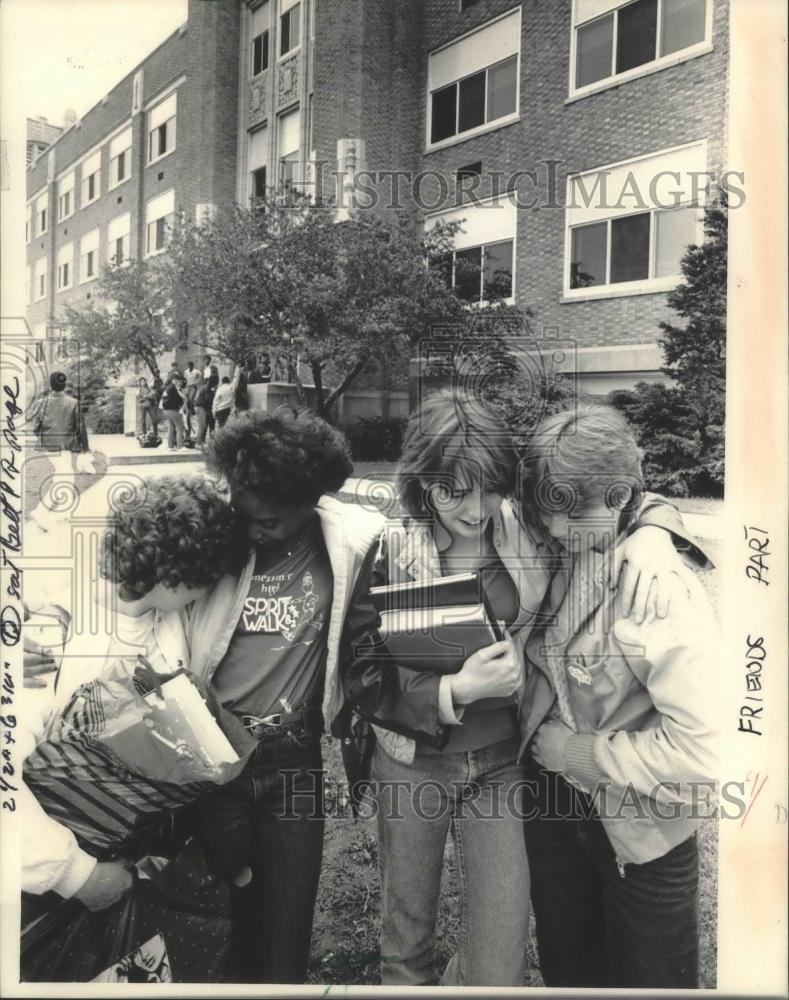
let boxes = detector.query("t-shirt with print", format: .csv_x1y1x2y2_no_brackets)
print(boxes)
212,514,333,721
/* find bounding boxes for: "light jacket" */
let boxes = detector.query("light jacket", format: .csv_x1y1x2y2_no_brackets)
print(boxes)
530,542,719,865
339,495,708,767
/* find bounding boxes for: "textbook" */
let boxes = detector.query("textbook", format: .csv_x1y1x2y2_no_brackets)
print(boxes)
369,572,504,674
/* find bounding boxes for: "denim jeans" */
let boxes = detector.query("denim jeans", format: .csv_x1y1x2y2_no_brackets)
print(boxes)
187,735,325,984
370,736,529,987
523,759,699,988
163,409,184,449
195,406,208,446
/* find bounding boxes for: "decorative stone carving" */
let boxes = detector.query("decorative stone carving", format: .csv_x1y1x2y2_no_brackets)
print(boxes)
277,54,299,108
248,74,268,129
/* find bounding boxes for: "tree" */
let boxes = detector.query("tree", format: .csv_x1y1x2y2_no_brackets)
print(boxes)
610,199,727,496
62,259,178,380
166,195,467,416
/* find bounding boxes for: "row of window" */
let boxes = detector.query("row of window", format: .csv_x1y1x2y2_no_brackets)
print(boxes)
426,140,705,304
29,190,176,302
26,91,178,242
250,0,301,78
427,0,710,150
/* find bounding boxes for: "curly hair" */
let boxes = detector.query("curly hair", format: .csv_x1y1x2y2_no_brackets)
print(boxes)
205,407,353,506
100,475,249,601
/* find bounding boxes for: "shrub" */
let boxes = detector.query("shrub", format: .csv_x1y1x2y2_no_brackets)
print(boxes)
343,415,407,462
87,386,125,434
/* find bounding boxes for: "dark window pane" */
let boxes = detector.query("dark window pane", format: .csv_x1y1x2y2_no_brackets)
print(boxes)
460,0,481,10
576,14,614,87
570,222,607,288
457,161,482,180
431,84,457,143
483,239,513,299
117,152,125,181
610,212,650,282
253,166,267,201
487,55,517,120
616,0,658,73
660,0,706,56
458,71,486,132
253,33,269,75
280,12,290,54
455,246,483,301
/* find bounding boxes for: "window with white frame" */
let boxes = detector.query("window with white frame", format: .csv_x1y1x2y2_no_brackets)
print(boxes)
280,0,301,57
278,108,300,188
25,266,31,304
572,0,710,94
428,8,520,149
109,128,133,188
427,195,517,304
145,189,175,256
248,126,268,205
251,2,270,75
80,229,100,283
108,211,132,266
81,150,101,206
34,257,47,301
58,173,75,222
148,92,177,163
564,141,706,296
26,204,32,243
35,192,48,236
57,243,74,292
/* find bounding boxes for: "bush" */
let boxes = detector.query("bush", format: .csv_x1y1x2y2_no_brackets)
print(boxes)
343,416,407,462
87,386,125,434
609,383,723,497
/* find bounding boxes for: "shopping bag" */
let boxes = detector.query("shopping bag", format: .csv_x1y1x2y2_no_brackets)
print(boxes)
20,839,233,983
24,658,256,855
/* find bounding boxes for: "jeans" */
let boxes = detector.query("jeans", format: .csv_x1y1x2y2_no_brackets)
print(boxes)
186,735,324,984
523,759,699,988
195,405,208,445
215,407,231,428
370,736,529,987
163,408,184,449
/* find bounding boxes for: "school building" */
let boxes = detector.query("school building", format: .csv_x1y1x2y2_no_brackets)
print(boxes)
27,0,729,403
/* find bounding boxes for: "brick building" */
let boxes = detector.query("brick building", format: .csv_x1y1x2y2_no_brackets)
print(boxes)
28,0,729,398
25,0,240,365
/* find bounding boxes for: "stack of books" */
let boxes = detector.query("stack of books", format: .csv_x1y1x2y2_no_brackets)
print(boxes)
369,571,503,674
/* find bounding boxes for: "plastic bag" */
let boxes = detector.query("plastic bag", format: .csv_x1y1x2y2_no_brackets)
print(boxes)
24,659,257,855
20,839,232,983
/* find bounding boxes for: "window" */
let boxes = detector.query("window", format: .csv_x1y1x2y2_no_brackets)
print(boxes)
428,9,520,148
427,194,516,304
457,161,483,180
35,192,48,236
26,204,32,243
460,0,482,9
109,127,132,188
145,189,175,256
248,125,268,204
572,0,709,93
280,0,301,57
80,229,100,283
26,267,31,304
148,92,177,163
108,211,131,265
81,150,101,206
57,243,74,291
57,173,75,222
564,141,706,296
34,257,47,301
278,108,300,189
251,2,271,75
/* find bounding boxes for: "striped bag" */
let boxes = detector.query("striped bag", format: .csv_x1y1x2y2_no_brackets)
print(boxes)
24,658,255,856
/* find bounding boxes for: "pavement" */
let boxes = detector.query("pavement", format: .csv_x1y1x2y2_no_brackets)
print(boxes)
88,434,722,540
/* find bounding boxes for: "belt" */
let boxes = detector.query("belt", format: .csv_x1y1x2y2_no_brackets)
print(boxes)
242,708,322,741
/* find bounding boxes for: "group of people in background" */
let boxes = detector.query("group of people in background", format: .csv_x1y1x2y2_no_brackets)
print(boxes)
137,353,273,450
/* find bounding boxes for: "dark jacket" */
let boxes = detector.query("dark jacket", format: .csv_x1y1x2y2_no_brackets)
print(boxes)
33,392,79,452
161,383,184,411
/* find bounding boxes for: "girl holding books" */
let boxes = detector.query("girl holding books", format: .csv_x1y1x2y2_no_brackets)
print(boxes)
339,389,707,987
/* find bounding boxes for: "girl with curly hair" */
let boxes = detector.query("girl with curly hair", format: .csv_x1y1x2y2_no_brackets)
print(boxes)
20,475,248,914
339,390,710,988
182,407,383,984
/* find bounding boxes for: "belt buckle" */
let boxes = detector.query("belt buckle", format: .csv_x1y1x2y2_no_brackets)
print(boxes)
243,713,283,733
